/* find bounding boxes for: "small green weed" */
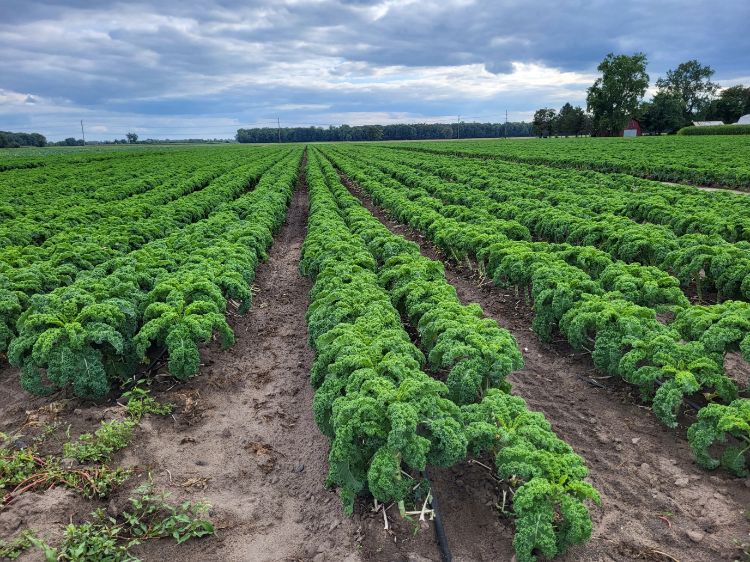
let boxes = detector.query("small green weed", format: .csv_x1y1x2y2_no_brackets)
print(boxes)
0,530,36,560
122,381,174,422
2,384,173,509
1,447,130,505
28,484,214,561
63,420,136,464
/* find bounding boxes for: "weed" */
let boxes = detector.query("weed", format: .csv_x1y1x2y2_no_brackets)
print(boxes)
0,530,36,560
0,448,39,490
122,382,174,422
1,448,130,505
27,484,214,561
2,380,174,508
63,419,136,464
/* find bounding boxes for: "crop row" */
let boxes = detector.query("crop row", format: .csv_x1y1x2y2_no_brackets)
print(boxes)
302,149,600,562
328,146,750,362
0,149,292,356
678,124,750,135
356,145,750,302
346,147,750,389
318,146,749,476
390,136,750,189
384,146,750,244
0,148,265,249
6,149,302,399
0,151,279,264
0,148,196,220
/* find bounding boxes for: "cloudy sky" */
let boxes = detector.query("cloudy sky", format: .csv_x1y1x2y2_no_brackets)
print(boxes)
1,0,749,141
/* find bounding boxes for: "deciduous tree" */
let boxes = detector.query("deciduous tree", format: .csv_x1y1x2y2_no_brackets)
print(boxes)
705,85,750,123
532,108,556,137
640,92,684,134
555,103,589,136
587,52,649,135
656,59,718,120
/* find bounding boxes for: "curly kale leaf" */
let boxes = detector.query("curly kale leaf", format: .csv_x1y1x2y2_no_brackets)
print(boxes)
9,290,138,399
688,399,750,476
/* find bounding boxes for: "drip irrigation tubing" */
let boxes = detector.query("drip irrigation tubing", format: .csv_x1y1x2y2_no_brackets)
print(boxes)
422,468,452,562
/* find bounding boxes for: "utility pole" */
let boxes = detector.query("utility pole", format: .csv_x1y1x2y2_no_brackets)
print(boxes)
80,120,85,145
277,117,281,144
457,115,461,140
505,110,508,140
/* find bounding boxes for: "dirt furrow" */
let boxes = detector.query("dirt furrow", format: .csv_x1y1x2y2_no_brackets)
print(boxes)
661,180,750,196
0,160,449,562
0,160,363,562
343,178,750,562
125,159,366,562
3,160,748,562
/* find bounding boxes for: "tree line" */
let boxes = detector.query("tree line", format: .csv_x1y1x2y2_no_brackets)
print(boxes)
236,121,533,143
534,54,750,137
54,132,141,146
0,131,47,148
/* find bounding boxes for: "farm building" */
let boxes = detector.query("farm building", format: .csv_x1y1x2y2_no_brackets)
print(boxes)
693,120,724,126
738,114,750,125
622,118,642,137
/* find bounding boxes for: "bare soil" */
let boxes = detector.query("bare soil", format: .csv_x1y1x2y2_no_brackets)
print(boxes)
4,160,360,561
661,180,750,196
123,169,364,562
345,179,750,562
0,162,443,562
2,164,749,562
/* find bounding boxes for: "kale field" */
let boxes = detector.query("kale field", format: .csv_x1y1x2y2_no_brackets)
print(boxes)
1,137,749,562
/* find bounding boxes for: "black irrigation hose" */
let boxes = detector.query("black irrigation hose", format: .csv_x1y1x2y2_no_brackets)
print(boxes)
422,468,452,562
653,378,703,412
578,372,703,412
142,346,168,376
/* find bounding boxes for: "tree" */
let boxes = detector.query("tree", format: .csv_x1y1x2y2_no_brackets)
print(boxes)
126,132,138,144
639,92,684,134
705,85,750,123
555,103,574,136
0,131,47,148
235,122,534,143
656,59,718,121
28,133,47,147
532,108,556,137
575,108,594,136
555,103,589,136
586,52,649,135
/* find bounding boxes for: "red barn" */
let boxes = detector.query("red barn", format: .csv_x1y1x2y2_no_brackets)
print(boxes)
622,118,642,137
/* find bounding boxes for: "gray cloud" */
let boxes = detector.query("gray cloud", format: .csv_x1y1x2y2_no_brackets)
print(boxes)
1,0,748,140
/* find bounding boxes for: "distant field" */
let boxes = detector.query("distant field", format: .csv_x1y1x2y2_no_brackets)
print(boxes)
386,135,750,189
0,142,237,170
1,139,749,562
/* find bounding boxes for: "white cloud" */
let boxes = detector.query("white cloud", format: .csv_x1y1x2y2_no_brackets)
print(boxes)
718,76,750,88
1,0,747,139
275,103,332,111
